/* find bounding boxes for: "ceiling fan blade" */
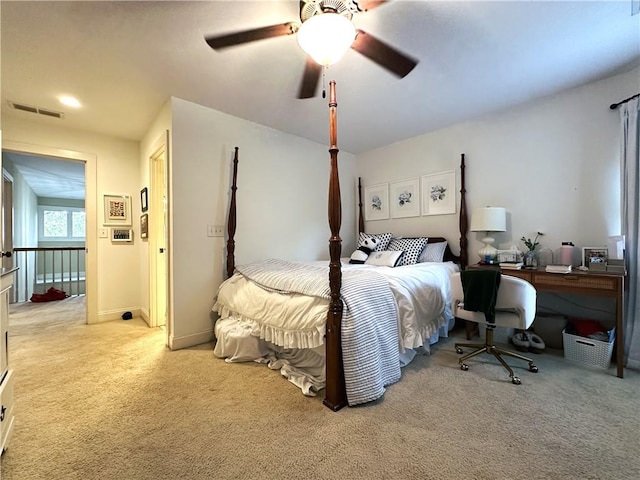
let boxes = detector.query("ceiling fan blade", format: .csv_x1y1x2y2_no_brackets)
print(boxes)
351,30,417,78
205,23,297,50
297,58,323,99
356,0,389,11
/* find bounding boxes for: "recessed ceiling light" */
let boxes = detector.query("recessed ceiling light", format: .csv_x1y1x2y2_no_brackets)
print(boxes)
59,95,81,108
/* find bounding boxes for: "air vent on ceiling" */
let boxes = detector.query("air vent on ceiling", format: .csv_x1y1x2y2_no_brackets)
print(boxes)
8,101,64,119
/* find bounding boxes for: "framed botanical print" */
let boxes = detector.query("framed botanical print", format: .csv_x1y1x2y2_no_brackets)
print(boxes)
390,177,420,218
364,183,389,221
421,170,456,216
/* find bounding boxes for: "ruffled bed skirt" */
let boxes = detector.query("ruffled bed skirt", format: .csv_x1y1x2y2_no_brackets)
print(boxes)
213,314,455,397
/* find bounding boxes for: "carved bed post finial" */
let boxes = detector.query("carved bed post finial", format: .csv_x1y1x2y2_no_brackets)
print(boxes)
459,153,468,269
324,80,347,411
226,147,239,279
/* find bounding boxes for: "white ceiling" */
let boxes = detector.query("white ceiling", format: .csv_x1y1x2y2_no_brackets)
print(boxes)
3,151,85,200
1,0,639,166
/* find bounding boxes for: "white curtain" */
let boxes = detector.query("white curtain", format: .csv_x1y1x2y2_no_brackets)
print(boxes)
620,97,640,369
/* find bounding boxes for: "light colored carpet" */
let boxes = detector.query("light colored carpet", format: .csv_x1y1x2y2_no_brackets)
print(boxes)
1,297,639,480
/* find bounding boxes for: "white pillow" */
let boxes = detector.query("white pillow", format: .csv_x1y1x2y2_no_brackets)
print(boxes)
386,237,428,266
358,232,392,251
419,241,448,263
365,250,403,267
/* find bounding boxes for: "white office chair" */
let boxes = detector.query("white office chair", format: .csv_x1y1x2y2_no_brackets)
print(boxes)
451,271,539,384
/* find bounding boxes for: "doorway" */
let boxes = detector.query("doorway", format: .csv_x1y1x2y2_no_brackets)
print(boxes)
1,141,97,324
148,134,170,345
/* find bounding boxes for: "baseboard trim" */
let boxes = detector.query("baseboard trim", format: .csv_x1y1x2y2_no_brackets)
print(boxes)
93,307,142,324
140,308,150,326
168,329,214,350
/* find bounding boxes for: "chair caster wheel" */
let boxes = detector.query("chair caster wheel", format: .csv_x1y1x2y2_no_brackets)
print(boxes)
529,363,538,373
456,347,463,354
460,363,469,371
511,376,521,385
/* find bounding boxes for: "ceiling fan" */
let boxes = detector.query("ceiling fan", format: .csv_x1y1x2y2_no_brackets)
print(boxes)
204,0,418,99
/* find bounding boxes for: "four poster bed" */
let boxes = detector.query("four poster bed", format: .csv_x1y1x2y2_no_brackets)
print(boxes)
212,81,469,411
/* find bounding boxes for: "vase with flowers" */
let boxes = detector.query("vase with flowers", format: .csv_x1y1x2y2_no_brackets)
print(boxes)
521,232,544,268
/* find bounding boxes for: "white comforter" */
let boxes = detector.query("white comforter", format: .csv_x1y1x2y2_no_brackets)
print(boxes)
214,260,459,352
212,259,459,405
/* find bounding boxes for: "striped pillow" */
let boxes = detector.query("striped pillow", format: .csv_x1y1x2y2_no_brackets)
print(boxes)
419,241,448,263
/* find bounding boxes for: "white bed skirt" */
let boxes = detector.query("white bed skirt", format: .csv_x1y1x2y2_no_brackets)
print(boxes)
213,313,454,397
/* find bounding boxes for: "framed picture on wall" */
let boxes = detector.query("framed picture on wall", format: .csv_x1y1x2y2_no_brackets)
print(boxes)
103,194,131,226
421,170,456,216
390,177,420,218
364,183,389,221
140,187,148,213
140,214,148,239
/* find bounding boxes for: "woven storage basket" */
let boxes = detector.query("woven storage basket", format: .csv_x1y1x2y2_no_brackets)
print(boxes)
562,328,614,369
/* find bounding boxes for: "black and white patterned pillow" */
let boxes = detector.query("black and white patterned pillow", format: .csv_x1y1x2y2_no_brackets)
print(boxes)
386,237,428,266
418,241,448,263
358,232,392,252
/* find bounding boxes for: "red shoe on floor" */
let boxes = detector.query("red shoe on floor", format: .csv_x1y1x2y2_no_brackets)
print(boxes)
30,287,68,303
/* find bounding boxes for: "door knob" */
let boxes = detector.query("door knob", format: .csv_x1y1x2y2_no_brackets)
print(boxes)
1,251,11,258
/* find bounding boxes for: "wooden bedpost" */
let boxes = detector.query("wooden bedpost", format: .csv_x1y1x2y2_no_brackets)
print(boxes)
324,80,347,411
459,153,468,269
357,177,365,234
226,147,239,279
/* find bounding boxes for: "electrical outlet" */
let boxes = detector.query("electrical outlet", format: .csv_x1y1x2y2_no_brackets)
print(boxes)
207,224,224,237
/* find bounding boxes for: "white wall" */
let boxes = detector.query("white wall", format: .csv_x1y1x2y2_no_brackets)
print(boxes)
356,67,639,263
2,157,37,248
1,117,141,319
2,158,38,302
166,97,357,348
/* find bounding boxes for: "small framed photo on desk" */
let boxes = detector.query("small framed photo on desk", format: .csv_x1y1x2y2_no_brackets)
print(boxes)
582,247,608,271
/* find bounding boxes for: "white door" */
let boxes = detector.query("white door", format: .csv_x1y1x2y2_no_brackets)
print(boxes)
149,136,169,341
1,172,14,272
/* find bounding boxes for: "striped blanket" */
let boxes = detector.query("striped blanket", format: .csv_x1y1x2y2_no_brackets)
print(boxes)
235,259,401,406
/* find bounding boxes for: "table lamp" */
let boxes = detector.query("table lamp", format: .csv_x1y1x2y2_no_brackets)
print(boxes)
470,207,507,262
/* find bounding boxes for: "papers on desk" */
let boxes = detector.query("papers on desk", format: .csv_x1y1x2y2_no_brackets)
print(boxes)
545,264,572,274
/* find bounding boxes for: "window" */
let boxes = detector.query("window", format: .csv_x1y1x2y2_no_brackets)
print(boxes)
38,206,85,241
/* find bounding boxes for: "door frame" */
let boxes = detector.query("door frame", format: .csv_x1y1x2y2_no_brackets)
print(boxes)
2,169,14,273
1,141,97,324
148,132,171,345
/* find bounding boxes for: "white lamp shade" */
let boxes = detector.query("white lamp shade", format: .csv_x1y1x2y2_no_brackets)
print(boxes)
297,13,356,66
470,207,507,232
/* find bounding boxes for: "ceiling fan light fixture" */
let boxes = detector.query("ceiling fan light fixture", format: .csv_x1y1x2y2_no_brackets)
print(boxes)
297,13,356,67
